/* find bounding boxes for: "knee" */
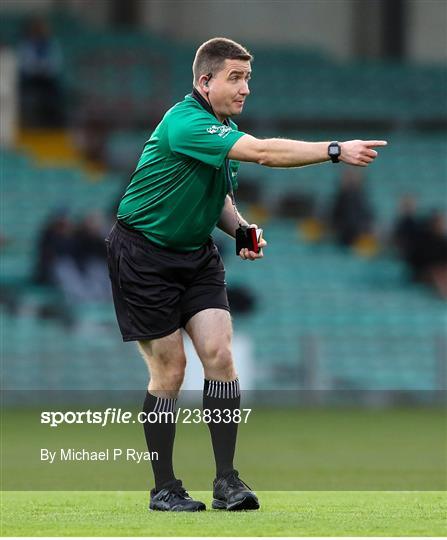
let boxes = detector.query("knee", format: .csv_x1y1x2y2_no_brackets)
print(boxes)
204,344,236,380
166,363,186,389
152,351,186,392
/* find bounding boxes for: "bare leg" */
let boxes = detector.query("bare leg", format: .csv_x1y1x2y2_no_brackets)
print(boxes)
185,308,236,381
138,329,186,397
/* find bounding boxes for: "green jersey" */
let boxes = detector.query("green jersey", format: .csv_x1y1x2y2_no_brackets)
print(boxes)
117,94,246,251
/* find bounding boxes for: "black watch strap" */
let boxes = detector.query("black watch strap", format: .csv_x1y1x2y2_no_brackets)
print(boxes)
328,141,341,163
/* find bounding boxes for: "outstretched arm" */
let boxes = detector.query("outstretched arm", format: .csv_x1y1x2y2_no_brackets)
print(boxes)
228,135,387,168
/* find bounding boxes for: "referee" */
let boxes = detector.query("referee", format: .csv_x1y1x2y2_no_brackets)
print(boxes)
106,37,387,512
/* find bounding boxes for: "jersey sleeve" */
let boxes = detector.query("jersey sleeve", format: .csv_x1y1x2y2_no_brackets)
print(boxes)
168,109,246,169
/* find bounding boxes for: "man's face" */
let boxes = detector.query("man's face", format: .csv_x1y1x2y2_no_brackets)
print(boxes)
207,59,251,120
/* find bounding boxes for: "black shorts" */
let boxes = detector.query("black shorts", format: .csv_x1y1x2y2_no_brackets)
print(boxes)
105,221,230,341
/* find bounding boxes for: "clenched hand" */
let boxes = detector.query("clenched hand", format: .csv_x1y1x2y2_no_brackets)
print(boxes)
239,224,268,261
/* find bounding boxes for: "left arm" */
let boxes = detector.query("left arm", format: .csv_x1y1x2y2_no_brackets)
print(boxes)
217,195,248,238
217,195,267,261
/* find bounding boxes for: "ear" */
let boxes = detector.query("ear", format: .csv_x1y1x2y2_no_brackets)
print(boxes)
199,75,210,92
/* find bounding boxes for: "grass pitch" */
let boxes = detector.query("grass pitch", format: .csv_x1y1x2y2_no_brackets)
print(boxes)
2,407,446,535
1,490,446,536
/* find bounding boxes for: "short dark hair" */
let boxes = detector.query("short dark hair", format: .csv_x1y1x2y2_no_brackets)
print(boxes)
193,37,253,85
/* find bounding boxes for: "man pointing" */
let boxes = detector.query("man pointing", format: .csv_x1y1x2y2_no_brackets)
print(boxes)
106,36,387,512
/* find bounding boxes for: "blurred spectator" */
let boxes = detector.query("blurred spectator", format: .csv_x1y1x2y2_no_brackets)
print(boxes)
392,194,421,260
329,169,374,246
34,208,77,286
0,231,19,314
227,285,256,315
405,210,447,299
276,191,315,219
73,212,111,300
18,18,64,127
34,209,111,302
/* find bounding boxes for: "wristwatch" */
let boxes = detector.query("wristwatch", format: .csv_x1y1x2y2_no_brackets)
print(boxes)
328,141,341,163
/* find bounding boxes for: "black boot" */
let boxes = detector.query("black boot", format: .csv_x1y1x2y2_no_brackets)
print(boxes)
149,480,206,512
212,470,259,511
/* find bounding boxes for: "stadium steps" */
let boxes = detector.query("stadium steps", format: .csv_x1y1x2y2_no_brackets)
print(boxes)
15,130,105,176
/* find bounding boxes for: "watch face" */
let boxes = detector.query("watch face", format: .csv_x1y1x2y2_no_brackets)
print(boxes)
329,146,339,155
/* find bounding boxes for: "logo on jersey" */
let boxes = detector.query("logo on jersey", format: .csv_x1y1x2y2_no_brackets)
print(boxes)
207,125,233,138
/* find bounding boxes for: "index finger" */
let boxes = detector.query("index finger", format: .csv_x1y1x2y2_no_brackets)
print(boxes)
364,140,388,147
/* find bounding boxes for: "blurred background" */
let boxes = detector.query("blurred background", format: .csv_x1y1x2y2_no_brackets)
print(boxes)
1,0,446,401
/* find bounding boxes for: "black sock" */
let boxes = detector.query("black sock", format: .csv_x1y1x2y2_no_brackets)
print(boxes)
203,378,241,477
142,391,177,491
